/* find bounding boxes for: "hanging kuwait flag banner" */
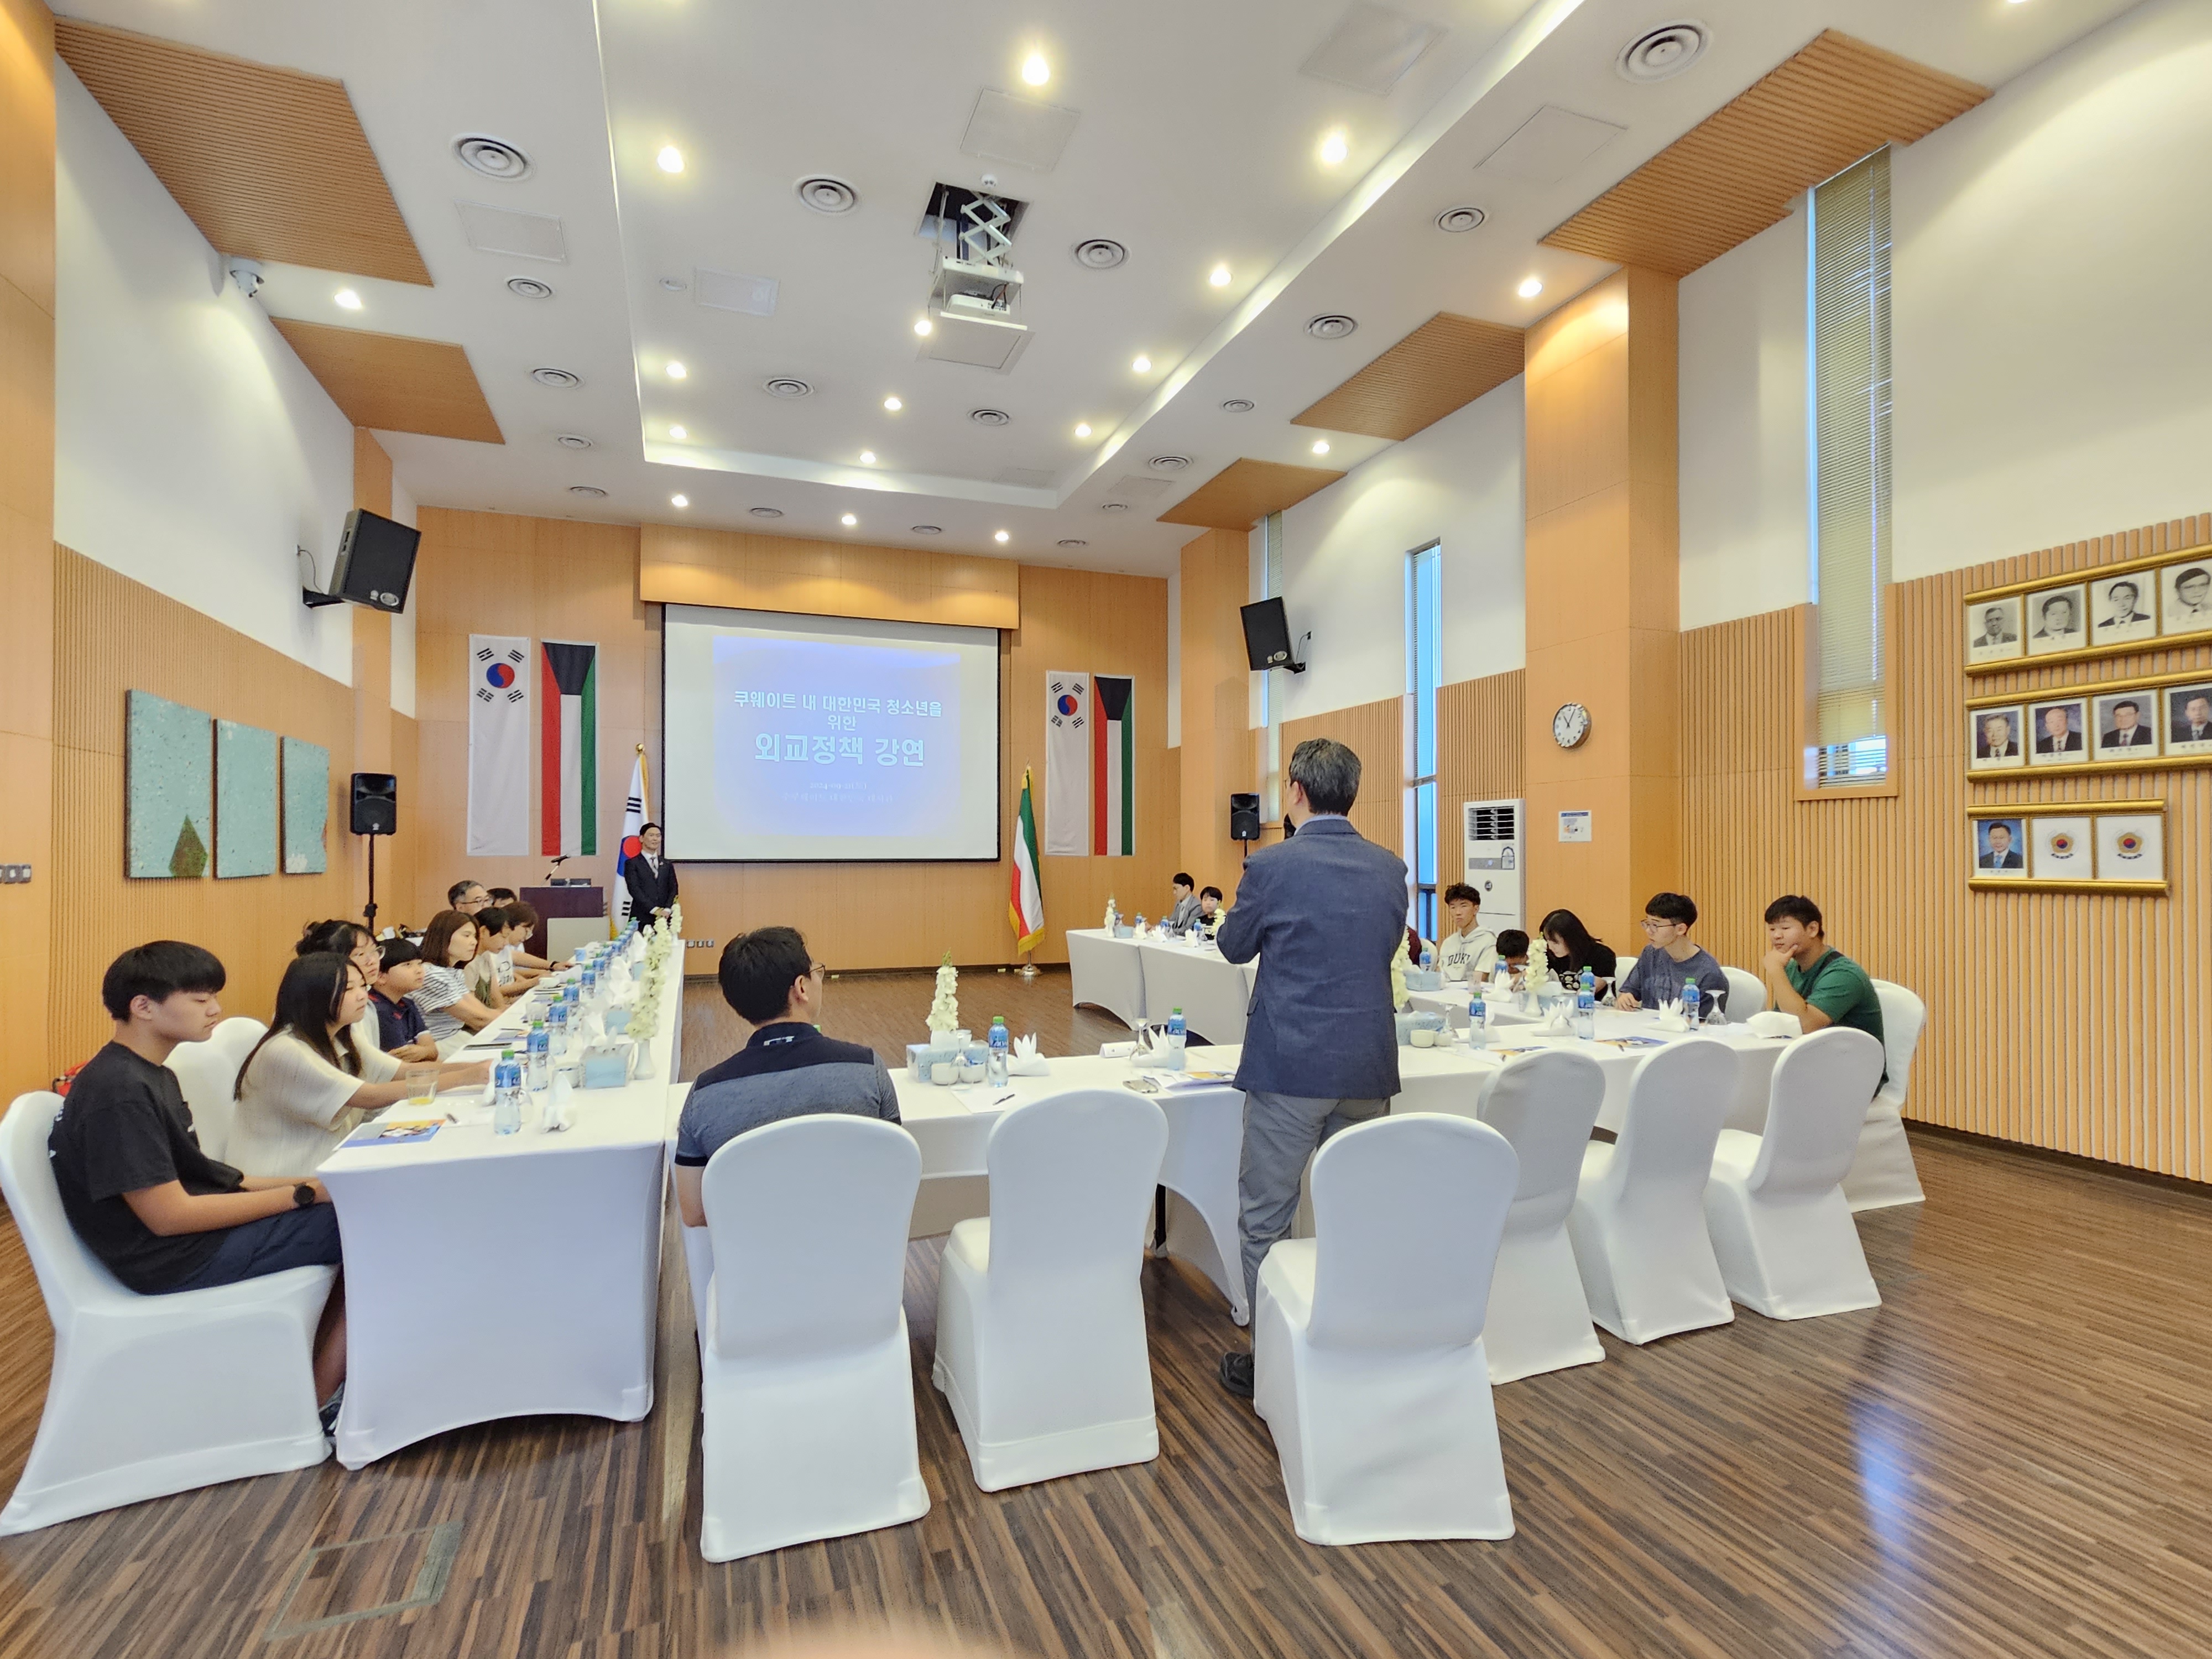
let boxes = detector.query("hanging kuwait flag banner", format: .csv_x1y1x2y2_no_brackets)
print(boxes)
1043,670,1090,855
1009,767,1044,953
1091,675,1134,856
466,635,530,855
540,640,599,856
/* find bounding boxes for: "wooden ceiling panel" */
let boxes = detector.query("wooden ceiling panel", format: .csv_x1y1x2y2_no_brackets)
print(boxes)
1541,30,1987,279
1291,312,1525,441
271,321,504,445
1160,459,1345,531
56,19,431,285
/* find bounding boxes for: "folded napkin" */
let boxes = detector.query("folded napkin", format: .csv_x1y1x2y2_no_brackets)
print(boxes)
1653,997,1690,1032
1008,1033,1051,1076
1541,1005,1574,1036
1745,1010,1803,1040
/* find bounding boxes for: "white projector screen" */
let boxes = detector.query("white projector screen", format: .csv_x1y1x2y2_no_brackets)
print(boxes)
662,604,1001,862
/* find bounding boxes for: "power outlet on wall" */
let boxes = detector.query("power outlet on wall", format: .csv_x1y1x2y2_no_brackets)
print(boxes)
683,938,714,950
0,864,33,884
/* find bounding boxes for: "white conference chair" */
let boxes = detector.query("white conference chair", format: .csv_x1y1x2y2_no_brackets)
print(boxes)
696,1114,927,1562
1703,1027,1885,1319
1567,1039,1739,1344
932,1089,1168,1490
164,1017,263,1165
1253,1114,1520,1546
1842,980,1929,1211
1720,966,1767,1019
1477,1051,1608,1383
0,1092,335,1536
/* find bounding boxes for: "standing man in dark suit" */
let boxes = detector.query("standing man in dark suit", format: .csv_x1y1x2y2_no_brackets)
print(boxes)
1213,738,1408,1399
623,822,680,921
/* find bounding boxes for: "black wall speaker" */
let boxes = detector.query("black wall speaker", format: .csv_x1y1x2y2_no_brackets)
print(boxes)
350,773,398,836
1239,597,1303,672
1229,792,1261,842
330,509,421,614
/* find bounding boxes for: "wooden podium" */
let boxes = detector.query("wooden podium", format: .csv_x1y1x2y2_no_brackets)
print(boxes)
521,885,606,963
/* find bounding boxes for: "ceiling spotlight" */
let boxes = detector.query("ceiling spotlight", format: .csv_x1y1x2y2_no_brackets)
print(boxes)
1311,440,1331,456
657,144,684,174
668,424,687,440
860,450,877,465
841,513,858,527
1209,263,1230,288
1021,51,1050,86
883,395,903,411
333,288,362,311
1517,276,1544,299
1318,129,1349,166
670,494,690,508
994,530,1011,544
1074,422,1092,439
914,317,933,336
1131,354,1151,373
667,360,688,379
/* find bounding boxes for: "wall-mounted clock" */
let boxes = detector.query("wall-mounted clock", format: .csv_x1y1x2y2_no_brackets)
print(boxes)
1552,702,1592,749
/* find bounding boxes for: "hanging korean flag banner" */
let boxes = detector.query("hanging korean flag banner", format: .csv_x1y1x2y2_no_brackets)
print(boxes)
1044,670,1090,855
541,640,599,857
466,635,530,855
1091,675,1134,857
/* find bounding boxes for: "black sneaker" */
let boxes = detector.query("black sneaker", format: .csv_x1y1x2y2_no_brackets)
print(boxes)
317,1384,345,1436
1218,1350,1254,1399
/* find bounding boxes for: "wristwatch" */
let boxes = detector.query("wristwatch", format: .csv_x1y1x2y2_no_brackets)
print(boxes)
293,1182,317,1210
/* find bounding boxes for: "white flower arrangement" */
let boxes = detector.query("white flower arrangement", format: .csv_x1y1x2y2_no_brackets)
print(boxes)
1390,933,1411,1011
926,951,960,1035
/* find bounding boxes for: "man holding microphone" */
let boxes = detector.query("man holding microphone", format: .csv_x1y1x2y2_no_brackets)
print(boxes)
1213,738,1409,1399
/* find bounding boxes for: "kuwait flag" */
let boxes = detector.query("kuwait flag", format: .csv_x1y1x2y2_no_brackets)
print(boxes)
1091,675,1134,857
1009,768,1044,953
540,641,599,856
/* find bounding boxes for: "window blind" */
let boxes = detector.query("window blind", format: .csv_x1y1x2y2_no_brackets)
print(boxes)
1809,148,1892,781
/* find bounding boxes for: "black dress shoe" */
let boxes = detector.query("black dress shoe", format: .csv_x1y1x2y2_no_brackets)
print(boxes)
1218,1350,1254,1399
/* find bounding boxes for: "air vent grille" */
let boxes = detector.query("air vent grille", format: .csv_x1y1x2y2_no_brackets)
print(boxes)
567,484,606,497
506,276,554,299
555,433,591,449
763,377,812,399
1618,21,1709,83
910,525,943,535
1072,238,1128,270
1220,398,1255,414
748,507,784,519
531,367,581,388
1306,313,1358,340
1435,206,1487,233
455,135,531,180
1465,803,1518,841
795,175,859,213
969,408,1011,426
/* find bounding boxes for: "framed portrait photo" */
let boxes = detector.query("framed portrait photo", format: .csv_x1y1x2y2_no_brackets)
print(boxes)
2095,813,2165,884
1964,596,2023,664
1973,817,2027,878
1968,706,2026,771
2161,560,2212,638
2025,583,2088,657
2027,697,2088,766
2090,692,2160,760
2168,683,2212,756
2030,815,2093,881
2089,573,2158,643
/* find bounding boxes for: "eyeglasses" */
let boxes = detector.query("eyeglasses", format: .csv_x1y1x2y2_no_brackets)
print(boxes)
1640,919,1681,932
809,962,826,979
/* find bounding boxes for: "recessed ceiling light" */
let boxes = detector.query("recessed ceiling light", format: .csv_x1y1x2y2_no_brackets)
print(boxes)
507,276,555,299
666,361,687,379
841,513,857,527
1312,440,1331,456
1131,354,1151,373
1056,539,1088,548
1021,51,1050,86
1074,422,1092,439
911,524,942,535
333,288,362,311
1306,313,1358,340
749,506,784,519
914,317,933,337
656,144,684,174
1318,129,1349,166
1435,206,1486,233
859,450,876,465
994,530,1011,543
668,425,687,440
1209,263,1231,288
555,433,591,449
1517,276,1544,299
1221,398,1255,413
883,395,903,411
670,494,689,508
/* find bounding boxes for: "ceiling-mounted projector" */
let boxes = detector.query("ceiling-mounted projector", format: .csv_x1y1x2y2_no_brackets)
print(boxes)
917,181,1030,372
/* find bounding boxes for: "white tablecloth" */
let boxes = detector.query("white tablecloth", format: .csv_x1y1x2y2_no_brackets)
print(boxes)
1066,930,1148,1027
321,968,681,1468
1136,941,1256,1045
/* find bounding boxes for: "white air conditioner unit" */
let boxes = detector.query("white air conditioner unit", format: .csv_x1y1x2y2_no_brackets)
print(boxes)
1462,797,1523,933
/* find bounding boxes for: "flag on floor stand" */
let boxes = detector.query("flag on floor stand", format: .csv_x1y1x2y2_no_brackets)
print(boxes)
540,641,599,857
1043,670,1091,855
1091,675,1134,857
466,635,531,855
1009,767,1045,954
614,745,650,932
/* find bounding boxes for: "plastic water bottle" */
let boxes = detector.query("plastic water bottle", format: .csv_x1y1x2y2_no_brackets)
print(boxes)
526,1020,549,1088
1681,979,1702,1028
582,960,599,1000
1165,1006,1187,1070
1469,985,1486,1034
1420,943,1435,971
987,1016,1010,1086
493,1050,523,1135
1575,979,1597,1041
548,999,570,1057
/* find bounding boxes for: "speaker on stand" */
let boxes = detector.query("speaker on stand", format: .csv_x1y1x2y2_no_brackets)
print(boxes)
351,773,398,933
1230,792,1260,862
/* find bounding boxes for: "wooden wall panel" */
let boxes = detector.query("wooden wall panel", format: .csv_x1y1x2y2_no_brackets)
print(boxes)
273,324,503,446
1437,670,1525,890
1161,460,1344,531
1178,529,1253,896
46,548,358,1071
384,712,419,933
1292,313,1525,443
1283,696,1407,857
640,523,1018,629
1682,512,2212,1182
349,429,392,922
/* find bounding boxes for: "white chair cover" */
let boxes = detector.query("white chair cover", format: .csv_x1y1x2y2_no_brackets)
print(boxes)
0,1092,335,1535
1704,1027,1884,1318
1843,980,1928,1211
1252,1114,1519,1546
1720,966,1767,1018
933,1089,1168,1490
697,1115,927,1562
1567,1039,1738,1344
164,1017,263,1165
1477,1051,1607,1383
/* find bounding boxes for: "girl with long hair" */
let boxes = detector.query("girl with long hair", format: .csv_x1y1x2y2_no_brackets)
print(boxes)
411,910,502,1055
1537,907,1619,987
296,917,383,1055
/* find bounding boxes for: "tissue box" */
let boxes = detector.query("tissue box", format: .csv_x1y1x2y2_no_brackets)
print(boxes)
602,1006,632,1036
1395,1010,1447,1045
906,1041,961,1075
1404,969,1443,992
580,1040,635,1089
1112,924,1135,938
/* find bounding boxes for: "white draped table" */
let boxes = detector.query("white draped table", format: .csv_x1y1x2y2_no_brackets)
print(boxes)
1065,930,1256,1044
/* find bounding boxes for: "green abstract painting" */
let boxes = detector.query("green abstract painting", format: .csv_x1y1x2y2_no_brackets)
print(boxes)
126,691,213,879
215,721,279,878
282,736,330,874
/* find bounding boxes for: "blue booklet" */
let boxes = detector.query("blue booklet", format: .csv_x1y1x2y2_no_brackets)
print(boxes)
347,1119,441,1147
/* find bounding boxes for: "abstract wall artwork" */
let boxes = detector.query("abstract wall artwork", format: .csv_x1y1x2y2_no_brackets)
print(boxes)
282,736,331,874
215,720,279,878
126,691,212,879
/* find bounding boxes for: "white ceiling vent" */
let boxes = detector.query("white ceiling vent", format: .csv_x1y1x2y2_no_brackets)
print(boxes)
910,524,943,535
969,407,1012,426
530,366,581,388
454,135,531,181
749,507,784,519
795,175,859,214
567,484,606,497
555,433,591,449
1220,398,1255,413
457,201,567,262
1300,3,1445,95
1056,538,1088,548
762,377,812,399
1147,454,1191,472
997,466,1054,488
1434,205,1486,233
506,276,554,299
1099,502,1130,513
1072,238,1127,270
961,90,1080,172
658,275,687,292
1306,313,1359,340
1618,21,1709,83
1113,475,1174,499
1475,107,1625,185
695,269,779,316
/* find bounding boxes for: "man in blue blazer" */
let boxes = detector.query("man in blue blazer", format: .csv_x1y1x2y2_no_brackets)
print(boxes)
1213,737,1409,1397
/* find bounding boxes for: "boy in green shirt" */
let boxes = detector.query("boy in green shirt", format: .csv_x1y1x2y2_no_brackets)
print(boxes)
1760,895,1885,1063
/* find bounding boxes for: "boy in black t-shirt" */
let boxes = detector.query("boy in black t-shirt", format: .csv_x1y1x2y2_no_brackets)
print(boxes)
47,942,348,1413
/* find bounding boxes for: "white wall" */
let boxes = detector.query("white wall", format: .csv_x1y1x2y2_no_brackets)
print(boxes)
389,480,419,717
1275,375,1526,721
53,65,359,684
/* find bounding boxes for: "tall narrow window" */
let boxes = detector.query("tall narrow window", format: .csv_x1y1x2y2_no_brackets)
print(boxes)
1406,542,1441,937
1808,147,1892,785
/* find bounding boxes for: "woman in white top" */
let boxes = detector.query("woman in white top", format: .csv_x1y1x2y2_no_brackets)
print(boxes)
296,917,385,1058
409,909,502,1057
228,953,491,1177
1435,882,1499,983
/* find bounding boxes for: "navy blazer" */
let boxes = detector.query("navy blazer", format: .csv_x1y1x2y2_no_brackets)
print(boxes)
1216,816,1407,1100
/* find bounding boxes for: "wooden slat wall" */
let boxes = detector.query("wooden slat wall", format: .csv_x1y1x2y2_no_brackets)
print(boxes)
46,547,358,1071
1283,696,1407,855
1177,529,1253,894
639,524,1019,629
1682,512,2212,1181
1437,670,1525,889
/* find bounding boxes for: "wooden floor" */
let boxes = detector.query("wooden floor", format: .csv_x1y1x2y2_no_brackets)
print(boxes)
2,966,2209,1658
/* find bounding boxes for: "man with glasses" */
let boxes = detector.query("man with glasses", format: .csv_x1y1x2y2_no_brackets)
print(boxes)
670,927,899,1228
1613,892,1731,1014
447,880,491,916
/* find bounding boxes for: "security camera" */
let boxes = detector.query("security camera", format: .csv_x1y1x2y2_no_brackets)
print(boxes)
228,257,264,299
